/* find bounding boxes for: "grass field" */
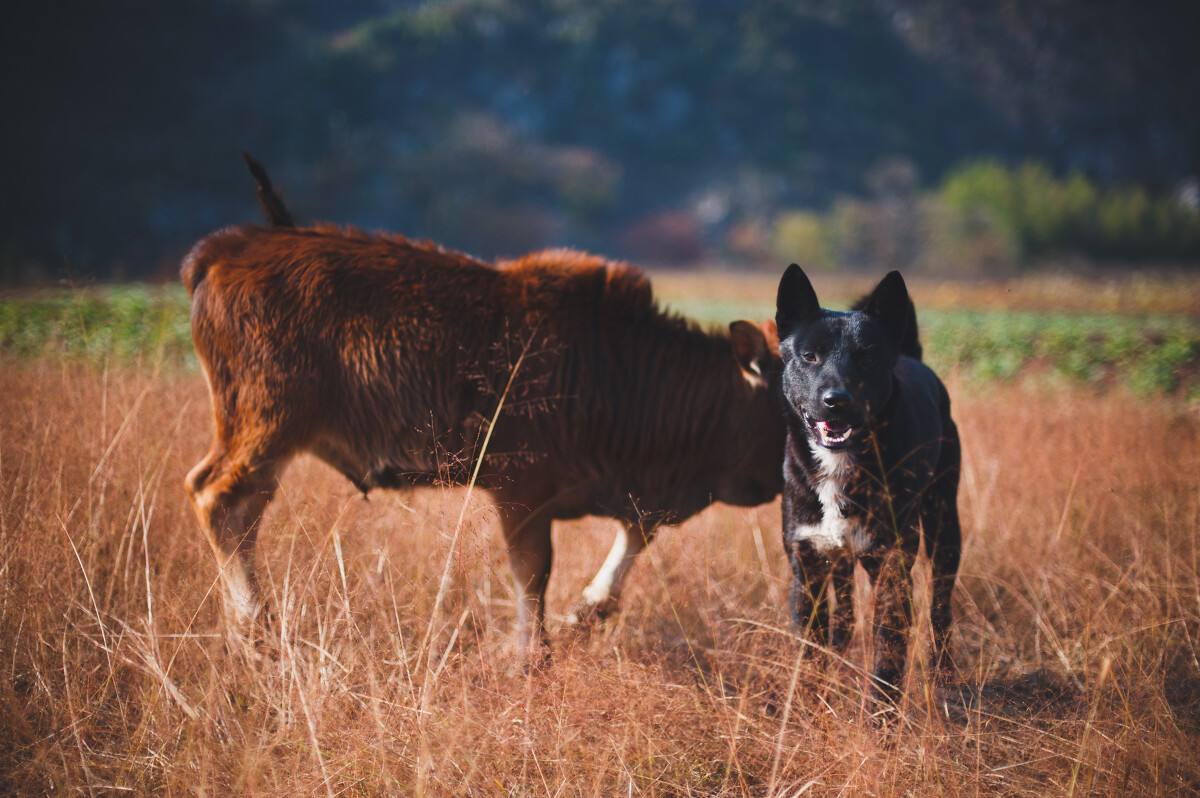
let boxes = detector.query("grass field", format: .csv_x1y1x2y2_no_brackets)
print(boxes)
1,274,1199,795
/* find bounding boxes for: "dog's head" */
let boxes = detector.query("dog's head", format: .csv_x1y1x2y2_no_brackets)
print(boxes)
774,265,912,450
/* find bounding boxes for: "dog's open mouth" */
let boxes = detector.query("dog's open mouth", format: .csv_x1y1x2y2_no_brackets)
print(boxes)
805,414,856,448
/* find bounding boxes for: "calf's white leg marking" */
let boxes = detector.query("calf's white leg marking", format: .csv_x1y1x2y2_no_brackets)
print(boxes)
570,523,651,621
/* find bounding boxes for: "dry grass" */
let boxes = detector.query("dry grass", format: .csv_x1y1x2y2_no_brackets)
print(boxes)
2,360,1199,795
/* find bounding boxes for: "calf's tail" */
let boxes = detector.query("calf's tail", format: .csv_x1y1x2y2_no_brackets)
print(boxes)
181,154,295,296
242,151,295,228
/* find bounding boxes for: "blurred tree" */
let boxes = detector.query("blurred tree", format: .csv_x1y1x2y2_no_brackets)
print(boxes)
1,0,1196,277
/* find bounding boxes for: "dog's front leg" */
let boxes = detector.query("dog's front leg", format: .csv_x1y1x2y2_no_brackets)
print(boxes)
786,539,839,645
828,555,856,652
861,544,917,708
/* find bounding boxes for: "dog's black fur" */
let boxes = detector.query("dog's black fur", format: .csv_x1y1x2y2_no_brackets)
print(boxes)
775,264,961,706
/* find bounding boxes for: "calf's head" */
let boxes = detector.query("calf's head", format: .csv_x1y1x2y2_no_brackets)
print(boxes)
775,265,911,450
714,319,786,507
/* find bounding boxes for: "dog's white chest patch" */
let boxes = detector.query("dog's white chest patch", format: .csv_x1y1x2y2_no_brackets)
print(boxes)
788,444,872,554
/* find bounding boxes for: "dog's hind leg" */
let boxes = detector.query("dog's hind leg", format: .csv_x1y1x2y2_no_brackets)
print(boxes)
922,419,962,672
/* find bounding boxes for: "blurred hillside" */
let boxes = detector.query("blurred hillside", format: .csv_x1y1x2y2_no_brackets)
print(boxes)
2,0,1198,279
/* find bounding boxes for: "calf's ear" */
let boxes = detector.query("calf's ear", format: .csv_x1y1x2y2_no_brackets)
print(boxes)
730,320,769,377
776,263,820,335
761,318,780,356
862,270,911,342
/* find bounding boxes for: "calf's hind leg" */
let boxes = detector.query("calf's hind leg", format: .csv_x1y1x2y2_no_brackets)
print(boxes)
497,505,555,661
185,445,281,634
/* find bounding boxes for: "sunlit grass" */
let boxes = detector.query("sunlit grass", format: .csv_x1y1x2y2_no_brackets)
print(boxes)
1,363,1196,794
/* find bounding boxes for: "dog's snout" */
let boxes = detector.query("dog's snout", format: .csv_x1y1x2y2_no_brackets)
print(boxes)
821,389,850,410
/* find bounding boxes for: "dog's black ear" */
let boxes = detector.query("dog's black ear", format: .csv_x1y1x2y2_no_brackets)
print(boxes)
776,264,820,335
862,270,911,342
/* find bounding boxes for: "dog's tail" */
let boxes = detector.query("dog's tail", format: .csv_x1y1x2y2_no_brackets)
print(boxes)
851,290,923,361
242,152,295,228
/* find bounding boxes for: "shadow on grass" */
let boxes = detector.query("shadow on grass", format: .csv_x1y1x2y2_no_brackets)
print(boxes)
1164,653,1200,735
939,669,1083,724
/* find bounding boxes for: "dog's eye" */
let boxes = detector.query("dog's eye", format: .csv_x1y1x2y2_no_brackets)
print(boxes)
800,351,819,364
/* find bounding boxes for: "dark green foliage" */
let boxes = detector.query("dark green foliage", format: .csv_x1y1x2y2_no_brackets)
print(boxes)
773,161,1200,274
937,162,1200,265
2,1,1197,274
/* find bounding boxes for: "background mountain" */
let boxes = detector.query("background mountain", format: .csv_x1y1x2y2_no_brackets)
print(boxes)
2,0,1198,279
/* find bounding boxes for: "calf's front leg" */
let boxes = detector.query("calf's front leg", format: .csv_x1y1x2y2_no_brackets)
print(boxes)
567,521,657,626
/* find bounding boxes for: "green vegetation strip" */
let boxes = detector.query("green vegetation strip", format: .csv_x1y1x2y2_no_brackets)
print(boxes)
1,285,1197,395
670,298,1199,395
0,285,195,368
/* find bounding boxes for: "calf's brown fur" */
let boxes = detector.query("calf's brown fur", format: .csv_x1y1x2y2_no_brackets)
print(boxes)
182,218,783,654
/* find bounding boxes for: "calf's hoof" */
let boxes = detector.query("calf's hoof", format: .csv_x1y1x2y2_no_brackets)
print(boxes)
504,638,552,676
565,596,619,629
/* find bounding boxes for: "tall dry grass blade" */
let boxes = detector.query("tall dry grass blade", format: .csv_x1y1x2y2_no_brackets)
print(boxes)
293,655,336,798
767,645,809,796
414,327,537,796
418,328,536,687
1067,655,1112,797
58,516,113,679
60,631,99,797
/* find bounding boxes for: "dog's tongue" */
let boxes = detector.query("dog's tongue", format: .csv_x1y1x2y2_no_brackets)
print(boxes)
816,420,851,445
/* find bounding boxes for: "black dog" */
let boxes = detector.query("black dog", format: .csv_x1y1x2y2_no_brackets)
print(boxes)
775,264,961,706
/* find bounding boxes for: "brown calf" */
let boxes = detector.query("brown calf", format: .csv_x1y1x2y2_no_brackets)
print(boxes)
182,212,783,654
